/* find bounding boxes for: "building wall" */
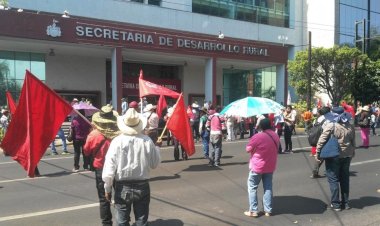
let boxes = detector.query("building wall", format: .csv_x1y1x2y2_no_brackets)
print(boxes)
45,54,106,103
9,0,296,46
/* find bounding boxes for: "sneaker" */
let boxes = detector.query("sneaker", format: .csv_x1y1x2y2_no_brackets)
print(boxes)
214,163,220,167
244,211,258,217
61,151,70,155
343,204,351,210
265,212,272,217
51,152,58,155
310,174,321,179
330,204,341,212
72,168,79,173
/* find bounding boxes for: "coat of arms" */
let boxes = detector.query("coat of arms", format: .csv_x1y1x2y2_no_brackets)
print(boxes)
46,19,61,37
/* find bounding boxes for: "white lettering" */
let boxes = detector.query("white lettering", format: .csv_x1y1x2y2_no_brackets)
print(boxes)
85,27,93,37
146,35,153,44
104,29,111,39
94,28,102,38
120,31,128,40
76,26,84,36
112,30,119,40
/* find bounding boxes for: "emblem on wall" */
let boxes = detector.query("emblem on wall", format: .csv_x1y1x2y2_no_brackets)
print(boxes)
46,19,62,37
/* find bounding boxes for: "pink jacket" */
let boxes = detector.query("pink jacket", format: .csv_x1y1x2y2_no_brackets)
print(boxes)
206,113,224,135
246,129,279,173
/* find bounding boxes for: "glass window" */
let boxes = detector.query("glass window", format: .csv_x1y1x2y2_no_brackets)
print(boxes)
0,51,45,106
192,0,290,28
148,0,160,6
223,66,277,106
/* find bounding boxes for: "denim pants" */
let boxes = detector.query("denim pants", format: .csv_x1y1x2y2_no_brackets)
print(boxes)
247,171,273,213
114,180,150,226
73,139,90,170
210,134,222,165
201,130,210,157
325,157,351,208
51,128,67,152
95,169,112,226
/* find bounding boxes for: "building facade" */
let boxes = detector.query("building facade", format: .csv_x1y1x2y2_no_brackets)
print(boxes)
0,0,307,111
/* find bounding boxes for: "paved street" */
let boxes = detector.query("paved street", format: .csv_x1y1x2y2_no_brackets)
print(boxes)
1,130,380,226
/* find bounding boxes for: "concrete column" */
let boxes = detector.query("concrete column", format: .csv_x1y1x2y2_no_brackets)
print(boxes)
205,57,216,106
111,47,123,112
276,64,286,105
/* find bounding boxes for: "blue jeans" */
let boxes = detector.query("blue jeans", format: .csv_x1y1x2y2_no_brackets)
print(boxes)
325,157,351,208
247,171,273,213
114,181,150,226
210,134,222,165
201,130,210,157
51,128,67,152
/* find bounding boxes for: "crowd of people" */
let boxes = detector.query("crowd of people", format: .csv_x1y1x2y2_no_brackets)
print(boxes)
2,96,380,225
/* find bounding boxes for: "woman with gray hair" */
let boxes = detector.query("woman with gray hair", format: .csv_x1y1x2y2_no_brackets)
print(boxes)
316,107,356,211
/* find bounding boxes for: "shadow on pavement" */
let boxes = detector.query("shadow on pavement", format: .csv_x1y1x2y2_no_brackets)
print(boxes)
350,196,380,209
274,195,326,215
144,219,184,226
183,161,247,172
150,174,181,182
42,170,73,177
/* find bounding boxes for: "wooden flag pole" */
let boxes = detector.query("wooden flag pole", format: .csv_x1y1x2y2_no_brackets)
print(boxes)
157,93,182,143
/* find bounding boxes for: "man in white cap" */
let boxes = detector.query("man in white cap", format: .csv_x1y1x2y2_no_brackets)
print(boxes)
143,104,159,143
102,108,161,226
0,109,9,134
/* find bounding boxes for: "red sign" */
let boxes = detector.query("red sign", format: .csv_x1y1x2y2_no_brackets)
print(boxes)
118,77,181,96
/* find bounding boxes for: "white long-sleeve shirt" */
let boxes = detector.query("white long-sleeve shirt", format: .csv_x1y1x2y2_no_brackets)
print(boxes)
102,133,161,193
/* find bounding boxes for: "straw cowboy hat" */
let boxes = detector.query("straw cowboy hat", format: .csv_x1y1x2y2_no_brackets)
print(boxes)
92,104,120,139
117,108,147,135
143,104,156,113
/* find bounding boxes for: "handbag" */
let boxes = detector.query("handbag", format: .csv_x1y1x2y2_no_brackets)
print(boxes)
67,127,75,142
319,123,341,159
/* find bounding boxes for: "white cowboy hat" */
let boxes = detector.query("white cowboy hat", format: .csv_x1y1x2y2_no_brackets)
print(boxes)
362,106,370,112
117,108,147,135
143,104,156,113
191,102,200,108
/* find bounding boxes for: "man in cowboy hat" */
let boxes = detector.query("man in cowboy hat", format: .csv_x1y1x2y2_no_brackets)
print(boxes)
143,104,159,143
84,104,120,226
102,108,161,226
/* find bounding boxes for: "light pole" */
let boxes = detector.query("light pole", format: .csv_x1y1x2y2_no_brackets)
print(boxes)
278,35,288,46
307,31,312,111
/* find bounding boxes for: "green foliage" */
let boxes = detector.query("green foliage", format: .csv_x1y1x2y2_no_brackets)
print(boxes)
288,46,364,105
0,61,21,106
0,0,8,7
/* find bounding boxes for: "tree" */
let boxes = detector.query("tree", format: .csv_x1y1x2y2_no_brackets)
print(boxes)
288,46,363,106
351,56,380,104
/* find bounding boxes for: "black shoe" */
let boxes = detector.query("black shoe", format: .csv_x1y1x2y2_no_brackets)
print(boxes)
310,174,321,179
342,203,351,210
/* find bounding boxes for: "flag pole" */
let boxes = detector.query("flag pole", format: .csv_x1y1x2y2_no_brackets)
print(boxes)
157,93,182,143
72,108,95,128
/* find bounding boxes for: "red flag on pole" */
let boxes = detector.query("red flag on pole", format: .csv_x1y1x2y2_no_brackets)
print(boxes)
156,95,167,118
139,70,180,98
1,70,73,177
6,91,16,114
166,94,195,157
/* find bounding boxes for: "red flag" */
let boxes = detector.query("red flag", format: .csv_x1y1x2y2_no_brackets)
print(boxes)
156,95,167,118
1,70,73,177
139,70,180,98
6,91,16,114
166,94,195,156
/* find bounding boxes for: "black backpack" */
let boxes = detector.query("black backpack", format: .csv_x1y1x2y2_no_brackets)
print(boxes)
307,119,326,146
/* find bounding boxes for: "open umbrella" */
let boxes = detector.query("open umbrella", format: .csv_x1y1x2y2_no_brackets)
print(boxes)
71,102,99,117
220,97,284,117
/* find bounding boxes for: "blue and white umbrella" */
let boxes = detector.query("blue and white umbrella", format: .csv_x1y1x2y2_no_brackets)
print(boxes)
220,97,284,117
